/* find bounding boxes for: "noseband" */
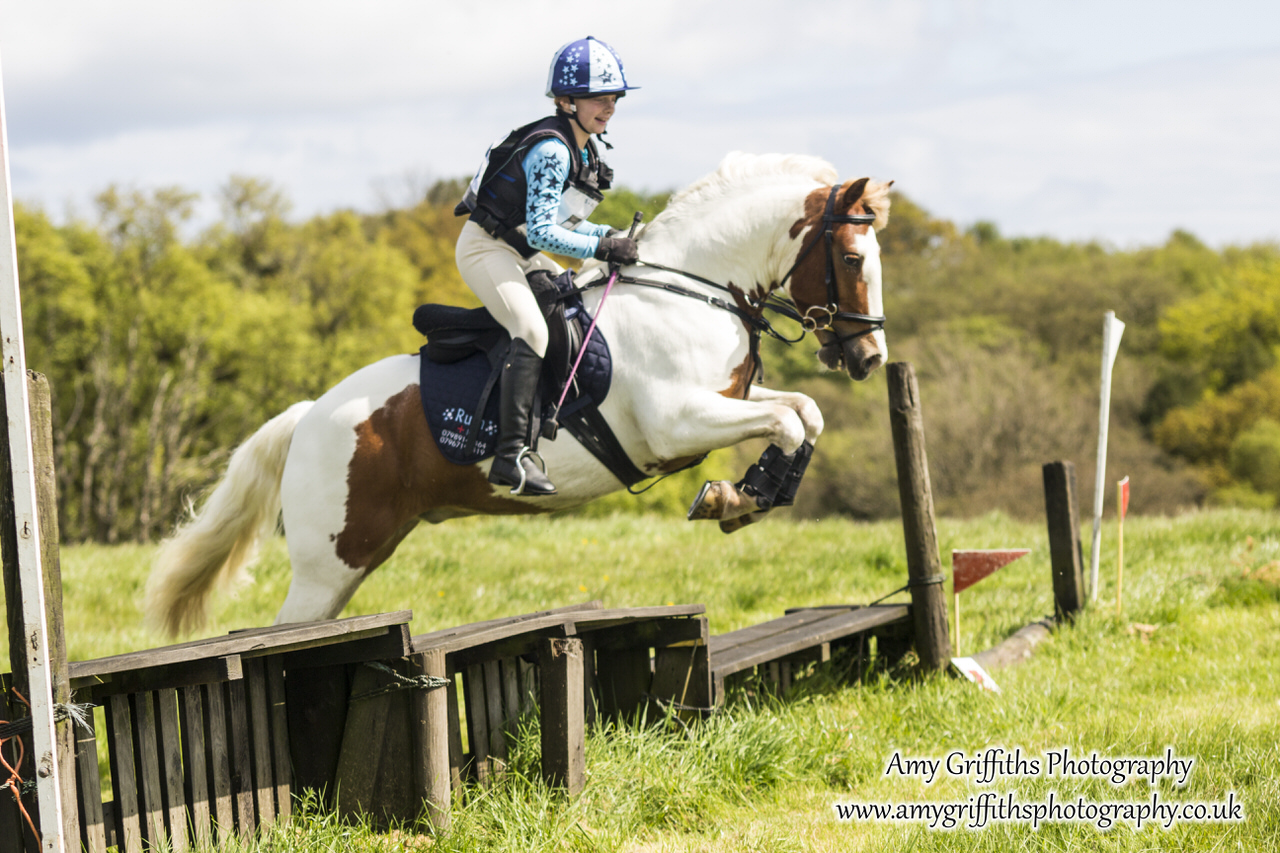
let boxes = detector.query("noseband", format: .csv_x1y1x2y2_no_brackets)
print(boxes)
775,184,886,344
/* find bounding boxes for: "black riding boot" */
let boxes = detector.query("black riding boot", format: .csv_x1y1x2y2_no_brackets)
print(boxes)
488,338,557,496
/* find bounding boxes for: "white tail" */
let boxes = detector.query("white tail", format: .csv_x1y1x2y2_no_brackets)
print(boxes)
147,401,314,637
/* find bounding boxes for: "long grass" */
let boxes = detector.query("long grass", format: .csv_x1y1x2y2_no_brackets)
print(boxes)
20,509,1280,850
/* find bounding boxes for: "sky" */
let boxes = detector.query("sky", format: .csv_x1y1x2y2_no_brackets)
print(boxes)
1,0,1278,247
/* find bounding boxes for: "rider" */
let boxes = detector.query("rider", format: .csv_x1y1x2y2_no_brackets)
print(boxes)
455,36,639,496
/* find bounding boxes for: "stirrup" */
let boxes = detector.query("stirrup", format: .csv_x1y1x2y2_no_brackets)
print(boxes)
510,446,548,496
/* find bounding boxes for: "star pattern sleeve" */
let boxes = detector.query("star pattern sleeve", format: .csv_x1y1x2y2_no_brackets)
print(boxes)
523,139,604,258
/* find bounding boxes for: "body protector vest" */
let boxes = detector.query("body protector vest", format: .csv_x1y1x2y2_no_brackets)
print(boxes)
455,113,613,258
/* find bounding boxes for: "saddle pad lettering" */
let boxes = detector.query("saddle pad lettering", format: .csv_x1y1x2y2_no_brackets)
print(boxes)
418,304,614,466
419,348,501,463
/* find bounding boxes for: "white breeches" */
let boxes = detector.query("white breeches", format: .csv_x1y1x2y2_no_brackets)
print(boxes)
455,220,563,357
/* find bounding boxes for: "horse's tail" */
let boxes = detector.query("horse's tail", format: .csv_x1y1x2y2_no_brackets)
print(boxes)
147,400,315,637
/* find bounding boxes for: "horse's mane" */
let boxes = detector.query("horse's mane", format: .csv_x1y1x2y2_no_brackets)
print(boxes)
655,152,890,229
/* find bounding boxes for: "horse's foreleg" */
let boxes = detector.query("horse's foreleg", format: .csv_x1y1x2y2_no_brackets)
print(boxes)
641,390,809,458
746,386,824,444
659,390,822,531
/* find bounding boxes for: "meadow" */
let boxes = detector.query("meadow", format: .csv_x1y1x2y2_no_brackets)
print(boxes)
26,507,1280,851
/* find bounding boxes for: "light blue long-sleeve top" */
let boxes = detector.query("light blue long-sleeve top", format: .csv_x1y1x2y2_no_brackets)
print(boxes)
523,138,612,259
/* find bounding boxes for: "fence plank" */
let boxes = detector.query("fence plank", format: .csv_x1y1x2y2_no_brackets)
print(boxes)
133,692,167,850
595,646,650,723
225,680,256,835
283,662,348,804
462,664,490,786
482,660,506,771
500,658,520,728
155,688,189,851
518,658,537,717
203,684,234,841
244,659,276,826
106,694,142,853
445,675,465,789
264,657,292,820
179,686,212,850
335,662,417,826
74,705,106,853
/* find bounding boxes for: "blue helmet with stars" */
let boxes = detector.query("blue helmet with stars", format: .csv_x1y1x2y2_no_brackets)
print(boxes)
545,36,637,98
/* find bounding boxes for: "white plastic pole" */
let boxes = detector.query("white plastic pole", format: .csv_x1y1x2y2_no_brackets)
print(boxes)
0,48,68,852
1089,311,1125,603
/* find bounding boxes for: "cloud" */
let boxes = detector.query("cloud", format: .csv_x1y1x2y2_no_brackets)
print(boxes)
2,0,1278,245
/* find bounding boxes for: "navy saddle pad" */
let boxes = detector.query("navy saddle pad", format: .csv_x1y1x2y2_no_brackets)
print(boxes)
414,271,613,466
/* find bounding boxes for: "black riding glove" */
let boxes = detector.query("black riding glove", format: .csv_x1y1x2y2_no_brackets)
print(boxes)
594,236,639,266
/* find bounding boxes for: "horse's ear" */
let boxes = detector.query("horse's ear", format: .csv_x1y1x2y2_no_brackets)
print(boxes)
841,177,871,209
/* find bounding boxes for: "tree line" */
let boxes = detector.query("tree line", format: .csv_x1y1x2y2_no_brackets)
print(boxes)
13,175,1280,543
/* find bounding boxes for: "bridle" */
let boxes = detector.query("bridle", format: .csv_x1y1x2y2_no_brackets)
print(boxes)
771,183,886,344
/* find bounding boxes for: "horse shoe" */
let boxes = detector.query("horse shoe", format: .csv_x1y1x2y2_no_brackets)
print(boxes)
686,479,760,523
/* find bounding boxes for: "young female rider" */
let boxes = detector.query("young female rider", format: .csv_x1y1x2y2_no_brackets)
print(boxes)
455,36,639,496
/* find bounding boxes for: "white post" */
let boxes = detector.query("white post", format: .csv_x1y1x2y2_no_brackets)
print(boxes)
1089,311,1125,603
0,49,68,852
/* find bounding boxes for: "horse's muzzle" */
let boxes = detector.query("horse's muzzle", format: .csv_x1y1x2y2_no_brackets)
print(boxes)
817,332,884,381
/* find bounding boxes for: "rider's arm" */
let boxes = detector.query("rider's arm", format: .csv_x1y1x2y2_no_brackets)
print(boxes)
523,139,608,258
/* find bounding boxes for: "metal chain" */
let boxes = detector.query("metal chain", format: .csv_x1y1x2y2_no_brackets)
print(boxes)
350,661,451,703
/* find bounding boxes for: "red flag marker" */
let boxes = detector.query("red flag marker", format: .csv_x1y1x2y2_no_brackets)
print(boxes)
952,549,1030,594
951,549,1029,655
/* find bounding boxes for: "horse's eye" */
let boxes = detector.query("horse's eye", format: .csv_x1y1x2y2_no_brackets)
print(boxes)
843,253,862,268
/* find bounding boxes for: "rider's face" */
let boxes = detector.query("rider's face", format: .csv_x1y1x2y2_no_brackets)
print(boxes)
571,94,618,135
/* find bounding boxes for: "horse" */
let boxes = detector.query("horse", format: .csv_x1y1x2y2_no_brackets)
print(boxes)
146,152,893,635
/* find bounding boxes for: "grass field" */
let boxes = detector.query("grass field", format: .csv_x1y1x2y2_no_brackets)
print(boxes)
22,508,1280,851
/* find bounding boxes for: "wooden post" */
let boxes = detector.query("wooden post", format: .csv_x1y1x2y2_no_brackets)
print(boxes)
1043,461,1086,619
409,650,450,831
1,47,73,851
539,638,584,795
30,373,78,844
886,362,951,671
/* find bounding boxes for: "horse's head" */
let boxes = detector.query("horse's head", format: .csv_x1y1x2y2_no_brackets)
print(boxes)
783,177,893,381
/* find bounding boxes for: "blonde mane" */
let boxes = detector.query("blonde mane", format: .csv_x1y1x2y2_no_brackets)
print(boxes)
654,151,890,229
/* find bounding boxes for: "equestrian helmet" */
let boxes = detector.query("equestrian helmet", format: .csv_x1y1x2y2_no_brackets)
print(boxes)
546,36,637,98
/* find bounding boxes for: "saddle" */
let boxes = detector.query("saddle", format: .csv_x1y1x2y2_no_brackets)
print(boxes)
413,270,647,486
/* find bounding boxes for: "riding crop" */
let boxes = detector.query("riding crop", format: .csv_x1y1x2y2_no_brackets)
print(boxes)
548,210,643,432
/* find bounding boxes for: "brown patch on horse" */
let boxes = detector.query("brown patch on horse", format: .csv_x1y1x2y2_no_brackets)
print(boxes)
788,179,873,240
789,186,830,239
724,281,767,336
720,351,755,400
335,385,549,571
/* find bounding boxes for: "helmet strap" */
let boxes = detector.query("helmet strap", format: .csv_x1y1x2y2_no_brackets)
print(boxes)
566,98,614,150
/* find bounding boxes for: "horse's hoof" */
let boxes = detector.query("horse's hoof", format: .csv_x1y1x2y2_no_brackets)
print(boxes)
687,480,724,520
719,512,765,534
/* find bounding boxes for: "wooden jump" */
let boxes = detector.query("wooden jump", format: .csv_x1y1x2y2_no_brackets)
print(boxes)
332,601,711,829
708,604,913,702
